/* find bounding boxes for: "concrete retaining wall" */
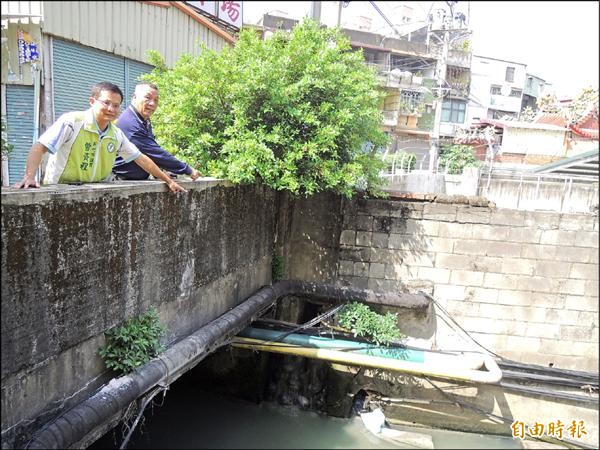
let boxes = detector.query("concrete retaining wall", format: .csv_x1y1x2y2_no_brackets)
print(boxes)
1,180,275,449
2,181,598,448
336,198,599,371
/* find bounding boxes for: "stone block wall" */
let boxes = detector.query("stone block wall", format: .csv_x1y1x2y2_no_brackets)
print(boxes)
337,198,599,371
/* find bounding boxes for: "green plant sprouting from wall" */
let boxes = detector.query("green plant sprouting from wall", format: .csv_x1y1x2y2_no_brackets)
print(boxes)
99,308,166,375
337,302,404,346
272,250,285,281
438,144,480,175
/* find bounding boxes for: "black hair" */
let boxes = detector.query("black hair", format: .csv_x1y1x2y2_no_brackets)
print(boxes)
91,82,124,102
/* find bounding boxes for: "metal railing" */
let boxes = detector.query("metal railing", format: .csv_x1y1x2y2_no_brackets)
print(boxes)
479,168,599,212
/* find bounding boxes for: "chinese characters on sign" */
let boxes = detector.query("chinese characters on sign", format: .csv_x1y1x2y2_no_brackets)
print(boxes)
186,1,243,29
187,1,217,17
17,29,40,65
511,420,587,440
218,1,242,28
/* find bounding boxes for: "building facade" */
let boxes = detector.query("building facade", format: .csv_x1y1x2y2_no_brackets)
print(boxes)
467,55,527,123
1,1,236,185
256,10,473,171
521,73,547,111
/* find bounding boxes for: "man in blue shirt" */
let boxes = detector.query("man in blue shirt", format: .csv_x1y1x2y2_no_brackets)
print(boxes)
113,83,202,180
15,81,186,194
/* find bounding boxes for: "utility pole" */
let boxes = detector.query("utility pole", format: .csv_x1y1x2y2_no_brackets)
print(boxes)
429,29,449,172
310,1,322,22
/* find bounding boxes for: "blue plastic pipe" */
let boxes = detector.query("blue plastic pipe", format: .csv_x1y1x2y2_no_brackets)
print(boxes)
238,327,425,363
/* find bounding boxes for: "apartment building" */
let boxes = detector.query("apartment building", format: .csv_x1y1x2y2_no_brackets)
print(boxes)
467,55,527,123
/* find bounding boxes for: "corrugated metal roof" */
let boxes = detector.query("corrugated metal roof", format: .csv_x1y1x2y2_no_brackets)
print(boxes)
532,149,599,178
42,1,233,67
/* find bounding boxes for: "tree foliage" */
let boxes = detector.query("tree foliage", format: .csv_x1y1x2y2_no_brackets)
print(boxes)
143,20,388,197
439,144,479,175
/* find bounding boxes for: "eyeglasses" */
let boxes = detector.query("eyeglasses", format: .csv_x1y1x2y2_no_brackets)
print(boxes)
95,99,122,111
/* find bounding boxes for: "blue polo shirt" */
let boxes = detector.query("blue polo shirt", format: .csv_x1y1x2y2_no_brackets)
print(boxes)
112,105,192,180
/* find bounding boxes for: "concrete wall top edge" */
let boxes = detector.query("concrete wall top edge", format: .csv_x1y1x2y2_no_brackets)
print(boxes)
0,178,234,205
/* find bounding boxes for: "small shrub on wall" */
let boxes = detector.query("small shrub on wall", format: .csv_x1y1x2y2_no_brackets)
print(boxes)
99,308,166,375
337,302,404,345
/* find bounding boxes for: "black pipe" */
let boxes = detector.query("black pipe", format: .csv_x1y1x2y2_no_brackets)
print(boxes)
26,280,429,449
498,381,599,406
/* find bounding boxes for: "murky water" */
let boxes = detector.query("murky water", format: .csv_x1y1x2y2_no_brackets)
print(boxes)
89,369,523,449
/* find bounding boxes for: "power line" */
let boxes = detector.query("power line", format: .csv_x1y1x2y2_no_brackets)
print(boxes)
367,1,402,38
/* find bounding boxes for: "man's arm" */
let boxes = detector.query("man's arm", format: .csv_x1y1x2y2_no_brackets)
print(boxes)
133,154,187,193
130,129,202,179
13,143,48,189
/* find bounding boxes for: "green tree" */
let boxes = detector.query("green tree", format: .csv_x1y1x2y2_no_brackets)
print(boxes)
144,20,388,197
438,144,479,175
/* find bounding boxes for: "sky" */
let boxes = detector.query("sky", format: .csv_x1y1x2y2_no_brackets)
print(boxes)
242,1,599,99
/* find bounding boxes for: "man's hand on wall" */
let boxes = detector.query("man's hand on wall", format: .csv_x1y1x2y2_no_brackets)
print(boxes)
190,168,203,180
14,175,40,189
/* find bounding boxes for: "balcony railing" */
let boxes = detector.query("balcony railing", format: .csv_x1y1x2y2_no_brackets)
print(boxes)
366,63,425,89
447,50,471,68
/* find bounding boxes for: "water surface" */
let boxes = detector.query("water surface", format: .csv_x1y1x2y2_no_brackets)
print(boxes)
90,369,524,449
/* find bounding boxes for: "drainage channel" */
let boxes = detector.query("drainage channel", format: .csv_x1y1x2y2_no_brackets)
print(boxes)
27,281,429,449
88,364,523,450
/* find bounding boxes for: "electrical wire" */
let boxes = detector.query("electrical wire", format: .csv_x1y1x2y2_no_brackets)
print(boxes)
418,290,504,359
257,299,598,393
246,297,597,446
258,304,346,346
415,377,597,450
119,385,168,450
367,1,401,38
417,290,599,395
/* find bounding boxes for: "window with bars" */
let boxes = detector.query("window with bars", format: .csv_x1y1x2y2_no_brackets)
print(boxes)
510,88,522,98
505,66,515,82
441,99,466,123
399,90,424,114
490,85,502,95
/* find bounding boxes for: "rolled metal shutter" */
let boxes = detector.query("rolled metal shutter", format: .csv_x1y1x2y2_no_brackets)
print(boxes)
52,38,126,118
124,59,154,104
6,85,35,185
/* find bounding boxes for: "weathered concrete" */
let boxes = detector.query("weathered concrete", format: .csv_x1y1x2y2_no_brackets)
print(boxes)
326,364,598,449
2,181,598,448
276,191,343,283
337,198,599,371
1,179,275,449
281,194,599,372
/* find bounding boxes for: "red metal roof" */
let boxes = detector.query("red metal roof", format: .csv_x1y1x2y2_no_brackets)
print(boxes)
534,113,566,127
